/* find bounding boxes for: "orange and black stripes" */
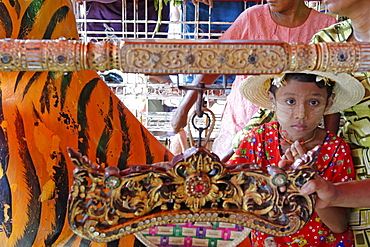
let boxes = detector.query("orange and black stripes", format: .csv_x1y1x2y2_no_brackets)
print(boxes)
0,2,13,37
18,0,47,39
0,87,11,238
0,0,173,246
13,108,42,246
77,77,100,156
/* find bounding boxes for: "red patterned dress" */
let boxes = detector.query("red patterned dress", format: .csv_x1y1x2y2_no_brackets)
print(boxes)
227,121,354,246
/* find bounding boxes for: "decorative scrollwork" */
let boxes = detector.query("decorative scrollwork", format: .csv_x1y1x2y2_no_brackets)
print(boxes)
1,39,370,74
68,146,317,243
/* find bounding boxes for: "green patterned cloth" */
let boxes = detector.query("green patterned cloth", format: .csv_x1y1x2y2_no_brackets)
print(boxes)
313,20,370,247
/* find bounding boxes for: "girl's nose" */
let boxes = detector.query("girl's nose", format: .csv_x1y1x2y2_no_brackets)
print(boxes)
295,104,307,119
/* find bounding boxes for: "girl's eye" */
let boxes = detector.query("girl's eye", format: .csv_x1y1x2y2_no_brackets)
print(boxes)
309,100,319,106
286,99,295,105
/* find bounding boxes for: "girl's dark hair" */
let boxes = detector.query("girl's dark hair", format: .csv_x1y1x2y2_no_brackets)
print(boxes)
269,73,335,98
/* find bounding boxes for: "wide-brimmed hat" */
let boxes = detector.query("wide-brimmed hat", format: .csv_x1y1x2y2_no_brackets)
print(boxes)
239,70,365,115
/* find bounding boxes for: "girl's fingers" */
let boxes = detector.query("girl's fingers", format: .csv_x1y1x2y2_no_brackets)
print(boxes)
284,147,295,161
293,141,306,157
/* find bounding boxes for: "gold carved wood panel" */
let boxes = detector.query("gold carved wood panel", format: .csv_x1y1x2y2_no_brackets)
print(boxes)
1,39,370,74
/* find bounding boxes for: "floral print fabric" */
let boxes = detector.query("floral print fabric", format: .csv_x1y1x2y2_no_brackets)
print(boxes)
212,4,337,159
227,121,354,246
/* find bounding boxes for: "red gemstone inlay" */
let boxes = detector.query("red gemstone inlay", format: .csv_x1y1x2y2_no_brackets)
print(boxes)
194,184,204,193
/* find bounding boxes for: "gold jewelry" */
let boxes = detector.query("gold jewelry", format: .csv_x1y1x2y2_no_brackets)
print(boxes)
292,152,298,156
279,126,317,146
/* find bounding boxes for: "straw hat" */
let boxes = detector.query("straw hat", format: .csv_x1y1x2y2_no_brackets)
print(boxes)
239,70,365,115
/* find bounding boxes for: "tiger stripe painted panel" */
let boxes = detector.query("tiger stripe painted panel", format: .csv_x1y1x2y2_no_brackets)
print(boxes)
0,0,173,246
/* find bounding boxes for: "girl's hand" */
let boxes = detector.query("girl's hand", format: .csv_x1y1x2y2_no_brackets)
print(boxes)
279,143,321,170
279,141,306,170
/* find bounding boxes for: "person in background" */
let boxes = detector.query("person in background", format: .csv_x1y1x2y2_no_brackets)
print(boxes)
77,0,172,83
78,0,170,38
183,1,249,40
181,0,249,85
227,71,365,246
288,1,370,246
171,0,337,162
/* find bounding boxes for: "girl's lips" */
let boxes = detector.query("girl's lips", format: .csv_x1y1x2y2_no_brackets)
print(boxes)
292,125,307,131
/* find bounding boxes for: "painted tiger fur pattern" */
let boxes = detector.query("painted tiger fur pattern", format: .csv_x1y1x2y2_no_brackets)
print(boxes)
0,0,173,246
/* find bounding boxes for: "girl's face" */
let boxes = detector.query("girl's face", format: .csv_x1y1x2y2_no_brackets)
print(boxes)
269,79,334,141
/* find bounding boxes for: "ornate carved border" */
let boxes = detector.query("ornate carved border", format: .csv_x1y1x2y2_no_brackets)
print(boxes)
1,39,370,74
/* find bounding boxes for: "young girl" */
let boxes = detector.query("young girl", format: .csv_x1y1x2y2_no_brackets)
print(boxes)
171,0,337,162
226,71,365,246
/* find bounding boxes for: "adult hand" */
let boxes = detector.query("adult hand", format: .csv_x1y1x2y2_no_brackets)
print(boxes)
191,0,213,8
301,174,337,209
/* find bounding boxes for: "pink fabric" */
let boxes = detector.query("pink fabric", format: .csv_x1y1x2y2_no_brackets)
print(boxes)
220,4,337,43
212,4,337,159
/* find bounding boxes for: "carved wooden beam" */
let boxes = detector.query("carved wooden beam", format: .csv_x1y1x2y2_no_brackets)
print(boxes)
68,147,318,243
0,39,370,74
